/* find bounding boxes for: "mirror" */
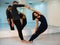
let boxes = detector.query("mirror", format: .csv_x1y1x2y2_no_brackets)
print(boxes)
0,0,47,31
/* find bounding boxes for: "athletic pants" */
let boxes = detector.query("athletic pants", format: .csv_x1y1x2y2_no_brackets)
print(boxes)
13,19,27,40
29,24,48,41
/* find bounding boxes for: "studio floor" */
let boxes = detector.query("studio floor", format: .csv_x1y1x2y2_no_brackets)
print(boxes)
0,33,60,45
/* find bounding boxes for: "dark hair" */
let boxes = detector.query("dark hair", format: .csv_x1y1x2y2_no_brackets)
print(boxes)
8,5,12,7
32,11,39,20
13,1,18,3
20,12,25,18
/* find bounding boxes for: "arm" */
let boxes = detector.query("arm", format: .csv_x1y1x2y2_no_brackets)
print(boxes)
11,19,14,27
14,4,25,7
25,6,40,14
6,10,10,24
20,12,26,25
35,18,39,32
6,10,10,19
7,19,10,24
15,4,40,13
11,19,14,23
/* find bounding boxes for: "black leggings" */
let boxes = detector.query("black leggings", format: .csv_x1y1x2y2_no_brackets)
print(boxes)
13,20,27,40
29,25,48,41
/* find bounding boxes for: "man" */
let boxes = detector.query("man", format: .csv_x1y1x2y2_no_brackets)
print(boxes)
6,5,14,30
11,1,29,43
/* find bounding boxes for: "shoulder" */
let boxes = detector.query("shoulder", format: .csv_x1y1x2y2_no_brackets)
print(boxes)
6,9,10,13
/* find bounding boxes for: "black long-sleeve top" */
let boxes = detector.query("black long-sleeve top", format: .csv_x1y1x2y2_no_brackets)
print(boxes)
6,9,12,19
37,15,48,29
11,4,25,20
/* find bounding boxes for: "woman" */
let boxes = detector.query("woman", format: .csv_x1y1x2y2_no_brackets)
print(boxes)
28,11,48,43
20,12,27,28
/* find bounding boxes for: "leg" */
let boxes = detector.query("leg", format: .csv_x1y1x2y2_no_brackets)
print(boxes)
17,26,25,40
29,26,46,41
13,20,24,40
16,25,28,43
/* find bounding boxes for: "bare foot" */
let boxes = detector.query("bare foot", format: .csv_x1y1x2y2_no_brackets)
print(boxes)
21,40,28,43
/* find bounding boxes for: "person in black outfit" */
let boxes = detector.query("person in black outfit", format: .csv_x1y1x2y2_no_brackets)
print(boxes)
6,5,14,30
11,1,29,43
27,11,48,43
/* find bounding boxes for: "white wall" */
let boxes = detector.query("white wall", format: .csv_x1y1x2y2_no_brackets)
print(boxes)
47,0,60,26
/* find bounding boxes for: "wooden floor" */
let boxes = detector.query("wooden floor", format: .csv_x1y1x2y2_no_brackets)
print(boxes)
0,33,60,45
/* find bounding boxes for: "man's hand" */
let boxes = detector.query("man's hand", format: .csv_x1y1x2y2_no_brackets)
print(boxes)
11,19,14,27
25,5,31,9
12,22,14,27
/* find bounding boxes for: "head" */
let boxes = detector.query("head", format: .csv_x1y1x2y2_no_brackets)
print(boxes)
32,11,39,20
13,1,18,5
8,5,12,10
